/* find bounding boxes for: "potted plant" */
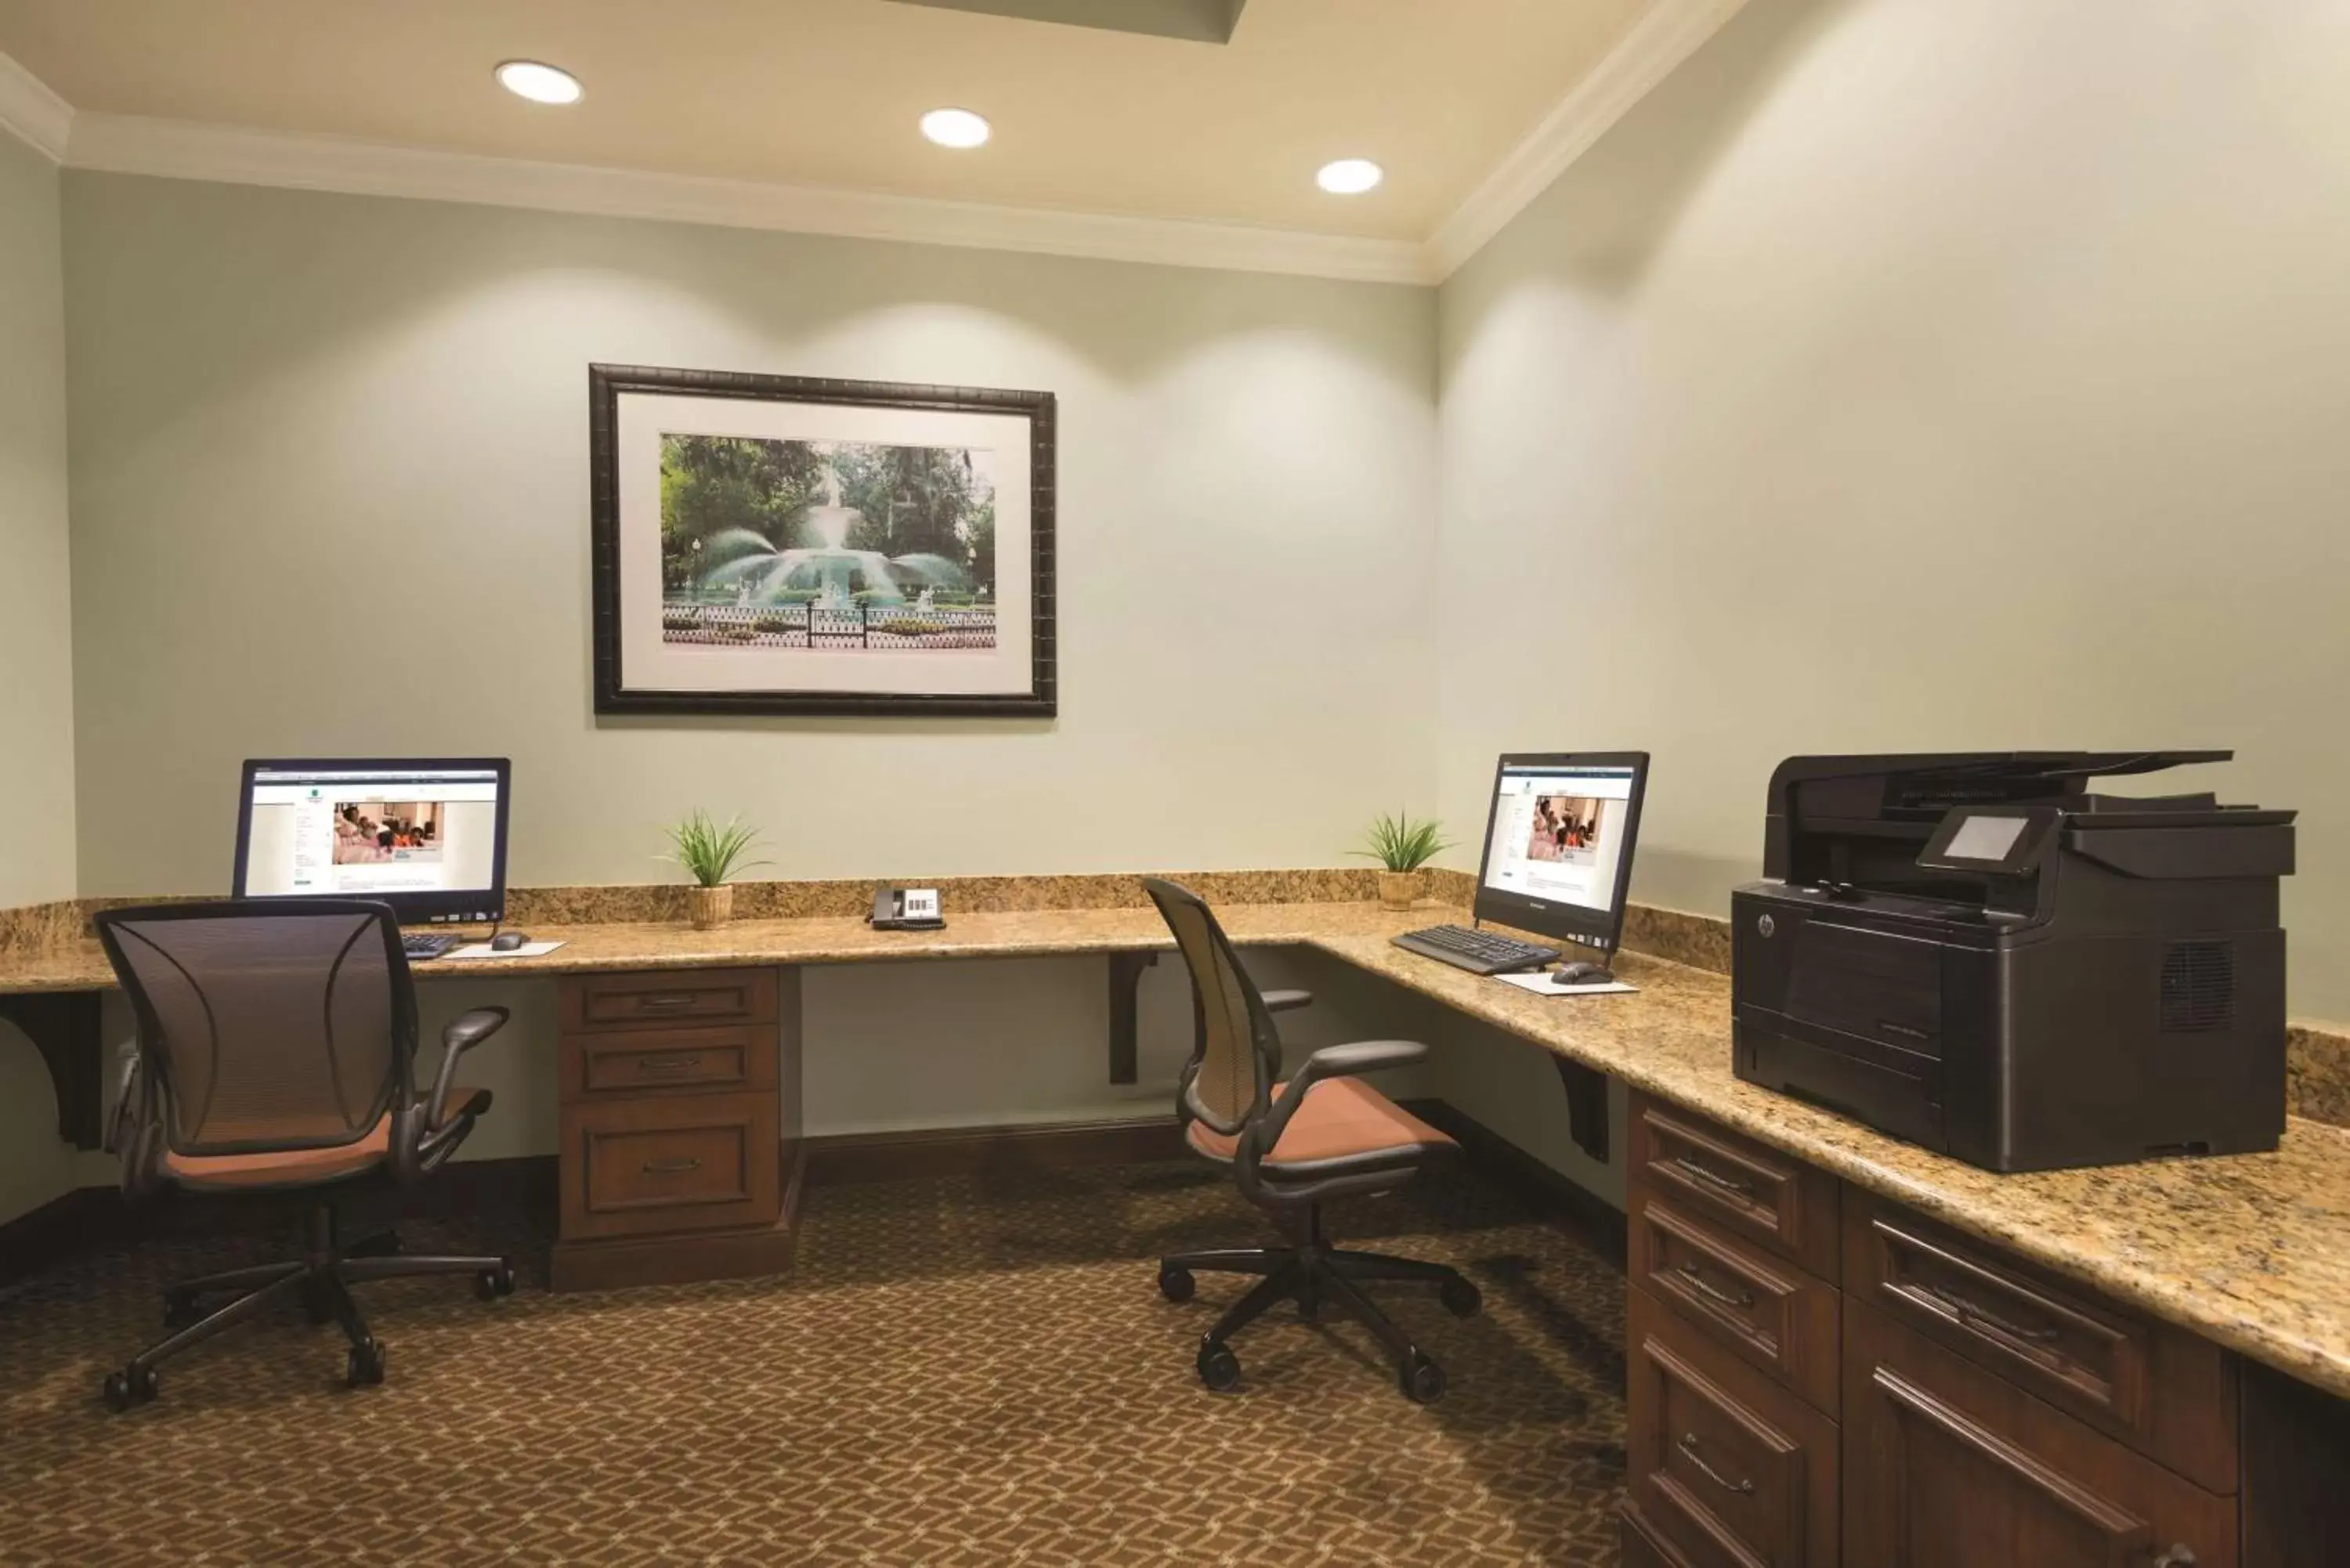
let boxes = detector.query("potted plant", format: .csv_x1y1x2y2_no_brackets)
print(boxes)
1354,811,1452,912
662,811,771,930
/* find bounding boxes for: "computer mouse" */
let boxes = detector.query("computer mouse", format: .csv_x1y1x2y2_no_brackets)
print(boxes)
1552,961,1614,987
490,930,530,952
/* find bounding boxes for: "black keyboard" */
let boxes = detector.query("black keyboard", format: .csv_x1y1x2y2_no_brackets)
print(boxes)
403,933,462,961
1390,924,1561,976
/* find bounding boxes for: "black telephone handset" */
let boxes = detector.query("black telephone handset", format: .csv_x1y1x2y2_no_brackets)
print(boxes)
868,885,945,930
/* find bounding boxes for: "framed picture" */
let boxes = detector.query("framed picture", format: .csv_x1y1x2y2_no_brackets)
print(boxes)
590,364,1055,717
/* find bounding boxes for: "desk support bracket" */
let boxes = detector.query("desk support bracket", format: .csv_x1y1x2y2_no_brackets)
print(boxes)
0,991,107,1151
1554,1057,1610,1165
1108,951,1159,1086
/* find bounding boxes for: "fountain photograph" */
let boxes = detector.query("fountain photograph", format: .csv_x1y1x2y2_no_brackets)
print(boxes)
659,435,998,652
591,365,1054,717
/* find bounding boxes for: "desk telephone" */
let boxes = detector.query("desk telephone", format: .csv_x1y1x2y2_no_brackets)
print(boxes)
869,886,945,930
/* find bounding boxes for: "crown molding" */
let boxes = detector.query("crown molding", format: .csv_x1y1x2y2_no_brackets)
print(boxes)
11,0,1737,286
62,111,1437,286
0,48,72,161
1426,0,1748,279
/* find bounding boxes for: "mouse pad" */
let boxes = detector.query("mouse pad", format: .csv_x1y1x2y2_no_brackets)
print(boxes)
1492,971,1637,996
444,940,567,960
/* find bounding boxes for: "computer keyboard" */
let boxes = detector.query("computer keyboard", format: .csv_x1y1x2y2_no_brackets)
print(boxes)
402,933,462,961
1390,924,1561,976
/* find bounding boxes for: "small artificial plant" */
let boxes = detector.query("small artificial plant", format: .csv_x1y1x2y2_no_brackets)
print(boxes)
661,810,772,887
1354,811,1452,873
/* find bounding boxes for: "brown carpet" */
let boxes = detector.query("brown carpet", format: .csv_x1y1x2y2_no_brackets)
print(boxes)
0,1161,1626,1566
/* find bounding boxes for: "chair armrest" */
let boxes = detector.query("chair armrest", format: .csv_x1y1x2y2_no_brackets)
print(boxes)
428,1006,510,1132
1248,1039,1428,1163
1260,988,1313,1013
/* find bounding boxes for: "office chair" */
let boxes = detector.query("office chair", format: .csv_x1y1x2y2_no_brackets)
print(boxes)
92,900,516,1410
1144,878,1480,1404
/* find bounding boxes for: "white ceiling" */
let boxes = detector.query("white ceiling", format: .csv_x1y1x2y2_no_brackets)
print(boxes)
0,0,1745,280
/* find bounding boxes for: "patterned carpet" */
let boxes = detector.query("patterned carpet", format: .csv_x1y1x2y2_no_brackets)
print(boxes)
0,1161,1626,1566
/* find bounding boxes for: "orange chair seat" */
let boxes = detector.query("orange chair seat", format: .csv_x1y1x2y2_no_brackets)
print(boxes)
1186,1076,1454,1169
163,1087,489,1191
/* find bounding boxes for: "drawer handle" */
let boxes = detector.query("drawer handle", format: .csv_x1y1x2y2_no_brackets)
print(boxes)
635,1055,703,1075
636,993,702,1012
1675,1262,1757,1312
1919,1281,2063,1346
1669,1157,1755,1200
1676,1433,1755,1496
642,1156,704,1175
2148,1549,2197,1568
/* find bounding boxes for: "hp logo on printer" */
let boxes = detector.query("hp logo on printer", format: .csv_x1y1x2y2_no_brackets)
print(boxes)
1755,913,1776,938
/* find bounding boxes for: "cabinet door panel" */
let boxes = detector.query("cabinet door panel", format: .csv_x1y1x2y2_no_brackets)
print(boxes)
1844,1302,2234,1568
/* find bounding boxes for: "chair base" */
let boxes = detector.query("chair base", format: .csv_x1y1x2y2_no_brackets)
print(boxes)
101,1204,513,1411
1157,1208,1480,1404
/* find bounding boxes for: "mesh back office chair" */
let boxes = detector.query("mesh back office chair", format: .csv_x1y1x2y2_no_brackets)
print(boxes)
1145,880,1480,1403
93,900,516,1410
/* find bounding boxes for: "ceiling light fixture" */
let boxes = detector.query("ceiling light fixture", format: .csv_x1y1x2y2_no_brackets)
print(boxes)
1315,158,1384,196
920,108,992,150
496,60,584,106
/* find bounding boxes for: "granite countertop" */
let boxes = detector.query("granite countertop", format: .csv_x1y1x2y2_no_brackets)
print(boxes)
5,895,2348,1402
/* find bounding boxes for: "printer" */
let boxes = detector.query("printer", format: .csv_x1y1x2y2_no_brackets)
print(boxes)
1731,751,2294,1172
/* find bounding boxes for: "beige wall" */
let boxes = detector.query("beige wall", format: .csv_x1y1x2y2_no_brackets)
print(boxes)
0,135,75,909
0,131,90,1226
1436,0,2350,1026
38,172,1441,1173
61,174,1438,895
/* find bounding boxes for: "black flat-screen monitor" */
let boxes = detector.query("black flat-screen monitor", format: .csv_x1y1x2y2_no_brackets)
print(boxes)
232,757,512,926
1472,751,1649,953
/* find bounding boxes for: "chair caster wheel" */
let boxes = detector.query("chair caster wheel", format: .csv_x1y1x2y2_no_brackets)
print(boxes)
1197,1341,1242,1393
1440,1276,1483,1318
1401,1353,1447,1405
1157,1264,1195,1303
1296,1291,1321,1323
103,1365,159,1411
346,1337,387,1387
162,1291,201,1329
474,1263,515,1301
302,1281,335,1326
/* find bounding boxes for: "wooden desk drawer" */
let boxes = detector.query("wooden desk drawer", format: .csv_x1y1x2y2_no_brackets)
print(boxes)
1629,1283,1840,1568
560,968,777,1031
1633,1184,1841,1415
562,1023,775,1101
560,1092,779,1241
1844,1190,2236,1492
1844,1301,2236,1568
1630,1093,1841,1282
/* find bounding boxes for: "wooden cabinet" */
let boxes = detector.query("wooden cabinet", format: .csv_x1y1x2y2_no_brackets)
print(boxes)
1632,1186,1841,1415
1614,1091,2319,1566
1843,1302,2235,1568
550,966,804,1291
1844,1190,2236,1492
1626,1284,1841,1567
1630,1094,1841,1282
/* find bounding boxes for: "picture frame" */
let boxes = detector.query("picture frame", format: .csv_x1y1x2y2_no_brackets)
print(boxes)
589,364,1056,717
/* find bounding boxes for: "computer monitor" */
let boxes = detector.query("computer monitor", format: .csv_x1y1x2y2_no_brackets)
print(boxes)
1473,751,1649,953
233,757,512,926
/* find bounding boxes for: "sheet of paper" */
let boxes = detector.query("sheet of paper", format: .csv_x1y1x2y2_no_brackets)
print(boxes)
1492,970,1638,997
443,940,566,960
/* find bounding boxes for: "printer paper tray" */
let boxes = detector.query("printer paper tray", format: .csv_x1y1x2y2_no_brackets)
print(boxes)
1734,1007,1947,1153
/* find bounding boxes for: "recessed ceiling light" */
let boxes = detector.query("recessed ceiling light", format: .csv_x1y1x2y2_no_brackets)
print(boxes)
496,60,584,106
920,108,992,150
1316,158,1384,196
